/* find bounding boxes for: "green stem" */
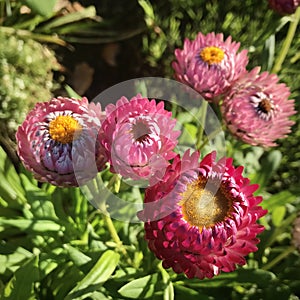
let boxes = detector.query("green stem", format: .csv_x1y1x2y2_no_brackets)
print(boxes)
86,173,130,260
262,245,295,271
102,213,127,256
271,7,300,74
196,101,208,149
198,124,226,151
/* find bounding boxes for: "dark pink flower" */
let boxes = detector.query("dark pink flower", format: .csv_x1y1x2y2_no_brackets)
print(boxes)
16,97,107,187
172,32,248,102
221,67,296,147
101,94,180,181
138,150,266,279
268,0,300,14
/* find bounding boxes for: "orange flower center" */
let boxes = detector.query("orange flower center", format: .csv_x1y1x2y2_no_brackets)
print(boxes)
49,115,82,144
200,46,225,65
180,177,233,230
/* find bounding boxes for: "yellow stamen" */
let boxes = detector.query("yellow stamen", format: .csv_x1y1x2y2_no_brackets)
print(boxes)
200,46,225,65
49,115,82,144
179,177,232,230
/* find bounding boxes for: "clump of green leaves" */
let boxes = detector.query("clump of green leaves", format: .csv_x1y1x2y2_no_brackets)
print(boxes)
0,33,58,134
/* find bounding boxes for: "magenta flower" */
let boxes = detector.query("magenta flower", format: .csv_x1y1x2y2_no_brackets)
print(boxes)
138,150,266,279
101,94,180,181
16,97,107,187
268,0,300,14
221,67,296,147
172,32,248,102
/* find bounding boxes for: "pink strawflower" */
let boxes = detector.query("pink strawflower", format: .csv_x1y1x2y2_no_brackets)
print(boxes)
172,32,249,102
138,150,266,279
221,67,296,147
268,0,300,14
16,97,107,187
101,94,180,181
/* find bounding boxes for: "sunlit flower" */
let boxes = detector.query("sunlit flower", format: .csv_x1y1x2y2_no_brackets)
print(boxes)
138,150,266,279
172,32,248,101
268,0,300,14
16,97,107,187
221,67,296,147
101,94,180,181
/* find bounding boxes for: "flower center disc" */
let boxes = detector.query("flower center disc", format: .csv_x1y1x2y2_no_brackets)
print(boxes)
200,46,225,65
132,120,151,142
49,115,82,144
258,98,272,114
180,179,231,229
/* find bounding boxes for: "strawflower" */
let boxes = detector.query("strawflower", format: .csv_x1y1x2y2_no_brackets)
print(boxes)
16,97,107,187
268,0,300,14
101,94,180,181
172,32,248,102
138,150,266,279
221,67,296,147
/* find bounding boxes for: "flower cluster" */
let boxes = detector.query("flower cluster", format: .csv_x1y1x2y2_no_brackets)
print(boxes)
172,32,296,147
16,28,297,280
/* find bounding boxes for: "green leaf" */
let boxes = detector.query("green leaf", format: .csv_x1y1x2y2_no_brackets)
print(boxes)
0,244,33,274
20,0,57,17
65,250,120,300
65,84,82,99
186,268,276,288
173,285,210,300
37,6,97,32
160,267,174,300
272,206,286,227
118,274,158,299
64,244,92,267
0,219,62,232
261,191,296,211
249,150,282,193
2,255,39,300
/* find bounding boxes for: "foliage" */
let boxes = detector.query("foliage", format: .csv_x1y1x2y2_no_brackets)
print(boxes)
0,32,57,133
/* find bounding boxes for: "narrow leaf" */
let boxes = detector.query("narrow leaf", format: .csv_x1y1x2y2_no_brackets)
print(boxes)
2,255,39,300
66,250,120,299
118,274,158,299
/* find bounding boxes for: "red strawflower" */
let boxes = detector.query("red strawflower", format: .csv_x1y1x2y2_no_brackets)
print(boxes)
138,150,267,279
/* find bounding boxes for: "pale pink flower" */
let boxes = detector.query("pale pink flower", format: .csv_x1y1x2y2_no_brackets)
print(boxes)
221,67,296,147
101,94,180,181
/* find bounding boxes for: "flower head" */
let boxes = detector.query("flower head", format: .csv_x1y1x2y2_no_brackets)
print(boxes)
221,67,296,147
101,94,180,181
268,0,300,14
16,97,107,187
172,32,248,101
138,150,266,279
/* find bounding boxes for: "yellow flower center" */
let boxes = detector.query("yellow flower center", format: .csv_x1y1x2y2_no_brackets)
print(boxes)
49,115,82,144
179,177,232,230
200,46,225,65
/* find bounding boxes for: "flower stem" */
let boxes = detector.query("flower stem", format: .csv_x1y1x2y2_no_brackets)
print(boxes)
271,7,300,74
196,100,208,149
262,245,295,271
102,213,127,255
